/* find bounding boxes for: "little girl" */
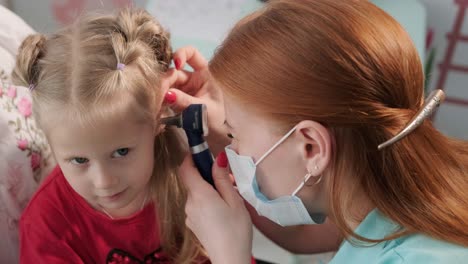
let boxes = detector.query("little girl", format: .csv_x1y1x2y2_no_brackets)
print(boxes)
12,8,205,263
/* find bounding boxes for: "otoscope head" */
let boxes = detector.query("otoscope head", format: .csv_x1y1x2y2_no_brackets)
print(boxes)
161,104,208,137
160,114,183,128
161,104,214,187
181,104,209,137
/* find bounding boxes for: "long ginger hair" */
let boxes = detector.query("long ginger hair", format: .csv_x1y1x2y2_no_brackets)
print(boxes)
210,0,468,246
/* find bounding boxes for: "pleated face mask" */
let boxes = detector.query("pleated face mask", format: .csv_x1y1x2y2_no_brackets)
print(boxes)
225,126,325,226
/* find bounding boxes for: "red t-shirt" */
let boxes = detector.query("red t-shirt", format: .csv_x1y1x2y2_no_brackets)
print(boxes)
20,166,167,264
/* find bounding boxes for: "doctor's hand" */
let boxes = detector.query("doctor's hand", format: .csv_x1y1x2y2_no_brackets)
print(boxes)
163,46,229,156
179,152,253,264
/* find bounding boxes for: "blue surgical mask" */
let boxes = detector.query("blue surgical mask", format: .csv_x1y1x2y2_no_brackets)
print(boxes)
225,126,325,226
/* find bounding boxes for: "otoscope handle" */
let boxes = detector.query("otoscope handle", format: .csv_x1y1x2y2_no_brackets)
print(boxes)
191,148,215,187
186,133,215,188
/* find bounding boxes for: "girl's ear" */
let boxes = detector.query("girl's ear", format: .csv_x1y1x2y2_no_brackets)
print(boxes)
154,124,165,136
155,103,173,136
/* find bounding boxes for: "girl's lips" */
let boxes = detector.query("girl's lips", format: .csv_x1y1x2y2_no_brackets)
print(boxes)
101,188,127,202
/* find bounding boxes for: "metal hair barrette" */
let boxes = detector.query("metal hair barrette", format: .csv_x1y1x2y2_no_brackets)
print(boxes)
377,89,445,150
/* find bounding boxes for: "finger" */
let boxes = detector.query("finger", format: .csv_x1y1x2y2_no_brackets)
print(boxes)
173,46,208,71
170,70,201,95
160,68,178,93
178,154,211,195
165,88,201,113
161,68,192,88
212,152,242,207
228,173,236,185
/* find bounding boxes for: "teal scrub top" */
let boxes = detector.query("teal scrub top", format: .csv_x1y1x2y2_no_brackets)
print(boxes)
329,209,468,263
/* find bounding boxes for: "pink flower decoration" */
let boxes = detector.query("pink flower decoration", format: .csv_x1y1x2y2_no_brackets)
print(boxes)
7,86,17,98
17,139,28,150
31,152,42,171
0,88,3,96
17,97,32,117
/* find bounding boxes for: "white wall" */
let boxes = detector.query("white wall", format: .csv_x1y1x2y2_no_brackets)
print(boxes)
8,0,147,33
0,0,9,8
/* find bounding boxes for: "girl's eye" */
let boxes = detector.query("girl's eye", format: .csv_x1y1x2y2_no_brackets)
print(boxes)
71,157,89,165
112,148,130,158
227,133,234,139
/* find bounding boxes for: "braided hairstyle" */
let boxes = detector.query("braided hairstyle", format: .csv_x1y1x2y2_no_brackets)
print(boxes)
13,8,206,263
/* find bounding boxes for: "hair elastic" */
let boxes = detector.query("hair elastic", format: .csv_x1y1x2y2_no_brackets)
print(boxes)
117,63,125,71
28,84,36,91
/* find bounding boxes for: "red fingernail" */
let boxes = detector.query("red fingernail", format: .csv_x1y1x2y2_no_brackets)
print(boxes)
164,91,176,104
174,58,181,70
216,151,228,168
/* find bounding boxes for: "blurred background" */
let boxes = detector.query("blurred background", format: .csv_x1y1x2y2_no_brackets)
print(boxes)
1,0,465,140
0,0,466,263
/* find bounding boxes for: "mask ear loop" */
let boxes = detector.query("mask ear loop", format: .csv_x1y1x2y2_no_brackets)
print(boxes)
292,166,323,196
255,125,298,165
305,165,323,186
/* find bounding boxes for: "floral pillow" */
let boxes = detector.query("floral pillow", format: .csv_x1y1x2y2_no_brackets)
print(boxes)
0,76,55,263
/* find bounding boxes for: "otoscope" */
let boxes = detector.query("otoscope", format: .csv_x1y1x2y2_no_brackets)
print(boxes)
161,104,215,187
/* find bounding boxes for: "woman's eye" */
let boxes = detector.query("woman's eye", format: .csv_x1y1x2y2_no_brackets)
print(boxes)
112,148,130,158
71,157,89,165
227,133,234,139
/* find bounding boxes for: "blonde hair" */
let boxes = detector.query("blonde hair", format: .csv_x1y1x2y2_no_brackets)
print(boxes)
210,0,468,246
13,8,206,262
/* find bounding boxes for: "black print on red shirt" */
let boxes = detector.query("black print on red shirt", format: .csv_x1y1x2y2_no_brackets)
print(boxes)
106,247,171,264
